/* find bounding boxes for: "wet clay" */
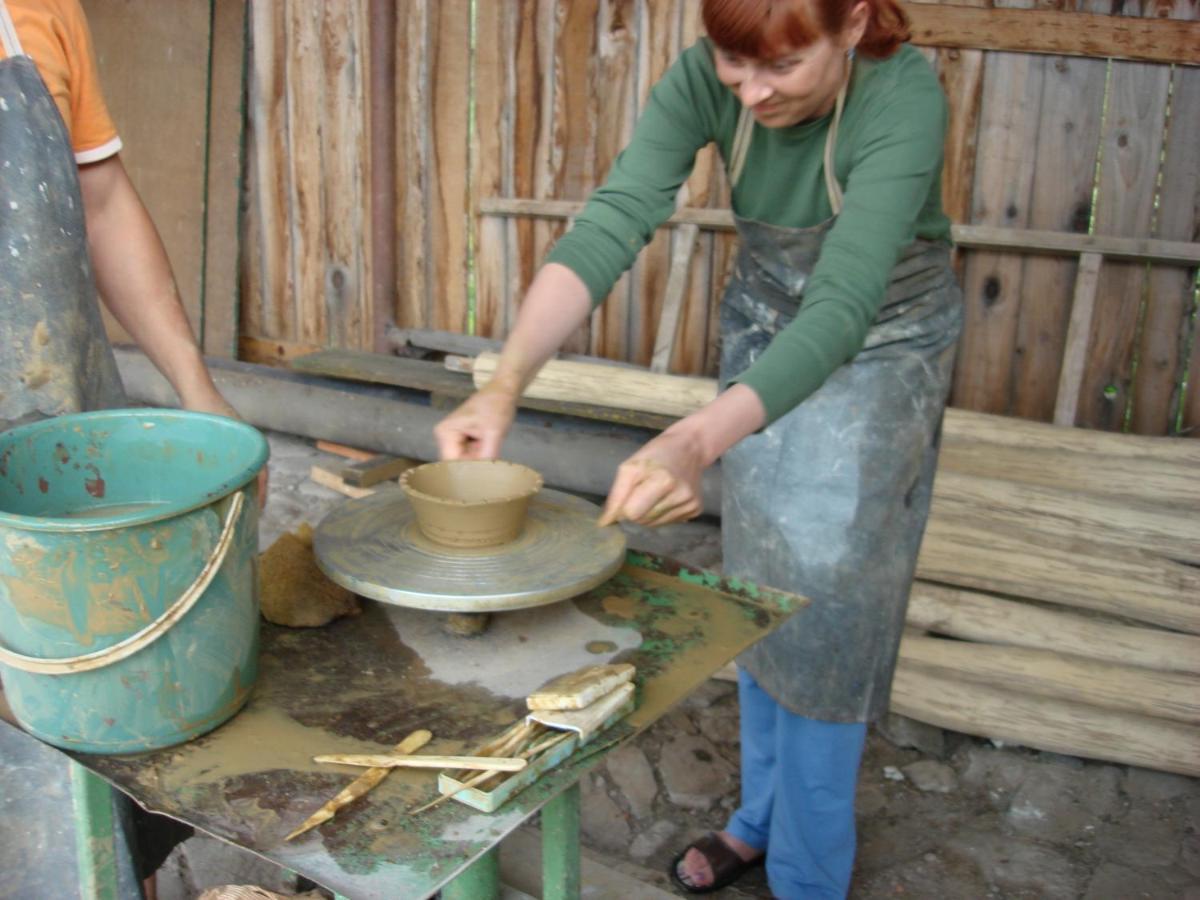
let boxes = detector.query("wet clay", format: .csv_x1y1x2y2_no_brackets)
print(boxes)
400,460,542,548
259,524,361,628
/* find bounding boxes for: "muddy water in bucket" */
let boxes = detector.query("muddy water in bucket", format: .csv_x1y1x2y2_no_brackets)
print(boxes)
0,409,268,753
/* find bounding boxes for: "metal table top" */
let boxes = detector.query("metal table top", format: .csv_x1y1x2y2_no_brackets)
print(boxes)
1,552,804,900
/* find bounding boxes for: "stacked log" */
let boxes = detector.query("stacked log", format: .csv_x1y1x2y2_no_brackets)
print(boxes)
473,356,1200,775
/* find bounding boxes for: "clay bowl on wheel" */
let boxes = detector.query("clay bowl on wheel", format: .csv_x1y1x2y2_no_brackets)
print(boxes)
399,460,544,548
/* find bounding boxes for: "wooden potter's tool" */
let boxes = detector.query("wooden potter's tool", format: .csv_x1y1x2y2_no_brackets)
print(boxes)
312,488,626,615
430,664,638,814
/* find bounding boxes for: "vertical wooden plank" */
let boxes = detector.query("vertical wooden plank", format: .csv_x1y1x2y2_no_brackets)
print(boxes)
203,0,247,358
1171,67,1200,437
950,50,1045,414
628,0,678,366
395,0,431,330
1075,59,1170,430
245,0,292,341
588,0,639,362
82,0,212,344
923,0,988,230
1135,65,1200,435
285,0,328,344
1053,252,1104,425
320,2,371,350
429,0,473,334
473,0,510,340
552,0,600,353
1009,50,1107,422
669,0,720,376
508,0,544,335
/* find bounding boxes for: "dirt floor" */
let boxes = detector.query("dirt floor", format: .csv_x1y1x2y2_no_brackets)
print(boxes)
157,430,1199,900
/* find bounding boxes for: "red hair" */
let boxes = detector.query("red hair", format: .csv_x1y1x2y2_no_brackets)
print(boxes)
701,0,910,60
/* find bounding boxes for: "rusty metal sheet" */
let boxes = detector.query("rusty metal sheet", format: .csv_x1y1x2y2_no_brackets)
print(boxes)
0,552,805,899
313,488,627,612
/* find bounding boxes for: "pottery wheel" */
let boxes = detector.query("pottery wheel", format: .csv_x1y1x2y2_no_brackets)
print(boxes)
313,488,627,612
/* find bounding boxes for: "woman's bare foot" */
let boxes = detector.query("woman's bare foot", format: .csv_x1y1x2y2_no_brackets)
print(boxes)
675,831,762,890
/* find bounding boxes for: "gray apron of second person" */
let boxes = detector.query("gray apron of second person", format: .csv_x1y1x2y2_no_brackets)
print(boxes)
0,3,125,433
720,83,963,723
0,7,149,894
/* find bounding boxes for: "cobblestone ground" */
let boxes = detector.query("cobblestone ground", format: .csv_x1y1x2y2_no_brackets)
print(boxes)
159,431,1200,900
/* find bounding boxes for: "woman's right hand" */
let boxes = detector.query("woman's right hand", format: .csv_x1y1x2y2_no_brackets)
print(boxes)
434,384,519,460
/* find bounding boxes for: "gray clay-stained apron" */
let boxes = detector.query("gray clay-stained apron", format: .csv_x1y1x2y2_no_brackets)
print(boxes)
720,84,963,724
0,1,126,432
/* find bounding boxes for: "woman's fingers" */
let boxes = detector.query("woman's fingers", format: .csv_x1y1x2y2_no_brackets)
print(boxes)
640,490,701,527
434,390,516,461
597,462,644,527
599,460,691,527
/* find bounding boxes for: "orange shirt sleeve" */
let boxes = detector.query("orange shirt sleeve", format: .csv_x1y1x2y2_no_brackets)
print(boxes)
6,0,122,163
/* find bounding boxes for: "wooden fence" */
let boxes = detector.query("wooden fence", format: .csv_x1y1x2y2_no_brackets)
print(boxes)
237,0,1200,436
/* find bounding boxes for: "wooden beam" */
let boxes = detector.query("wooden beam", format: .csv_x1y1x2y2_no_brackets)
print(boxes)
899,631,1200,725
904,2,1200,68
891,663,1200,776
907,582,1200,676
1054,252,1104,426
477,198,1200,266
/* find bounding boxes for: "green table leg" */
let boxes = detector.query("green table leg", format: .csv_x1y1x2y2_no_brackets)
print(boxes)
541,782,581,900
68,761,120,900
442,846,500,900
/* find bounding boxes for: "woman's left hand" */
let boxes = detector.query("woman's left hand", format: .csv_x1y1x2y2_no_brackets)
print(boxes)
597,429,707,528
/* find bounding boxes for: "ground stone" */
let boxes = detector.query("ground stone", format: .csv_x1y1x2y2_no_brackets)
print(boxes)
157,836,298,900
680,679,734,711
658,734,738,811
855,782,886,818
579,774,633,855
877,714,946,758
960,747,1038,808
902,760,957,794
1095,808,1180,869
695,707,740,746
605,743,659,820
854,850,990,899
946,831,1081,899
1125,768,1200,806
1005,764,1098,842
1181,829,1200,878
629,820,680,862
1082,862,1173,899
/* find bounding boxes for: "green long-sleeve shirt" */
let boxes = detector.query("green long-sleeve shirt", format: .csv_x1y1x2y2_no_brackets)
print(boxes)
545,41,951,424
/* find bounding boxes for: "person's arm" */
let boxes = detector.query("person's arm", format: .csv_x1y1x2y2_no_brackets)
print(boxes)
434,264,592,459
597,383,765,526
77,155,236,418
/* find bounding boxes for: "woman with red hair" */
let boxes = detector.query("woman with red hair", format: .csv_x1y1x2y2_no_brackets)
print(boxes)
437,1,961,895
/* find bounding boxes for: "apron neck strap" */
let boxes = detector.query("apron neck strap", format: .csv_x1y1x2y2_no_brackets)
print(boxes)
822,74,849,216
728,58,851,215
0,1,25,59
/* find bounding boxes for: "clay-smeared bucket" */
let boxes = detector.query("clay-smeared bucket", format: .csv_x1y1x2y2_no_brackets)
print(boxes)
0,409,268,753
400,459,542,548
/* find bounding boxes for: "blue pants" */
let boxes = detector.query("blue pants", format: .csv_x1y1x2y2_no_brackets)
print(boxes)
725,668,868,899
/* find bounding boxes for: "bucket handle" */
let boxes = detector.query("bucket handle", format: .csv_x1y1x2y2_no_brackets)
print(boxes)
0,491,245,676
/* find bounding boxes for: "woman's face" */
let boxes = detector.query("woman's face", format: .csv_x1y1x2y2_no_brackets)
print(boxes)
713,36,849,128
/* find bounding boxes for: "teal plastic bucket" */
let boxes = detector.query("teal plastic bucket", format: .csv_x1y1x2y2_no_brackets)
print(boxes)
0,409,268,753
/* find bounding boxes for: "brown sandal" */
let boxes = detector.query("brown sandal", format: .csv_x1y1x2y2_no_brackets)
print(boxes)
669,832,763,894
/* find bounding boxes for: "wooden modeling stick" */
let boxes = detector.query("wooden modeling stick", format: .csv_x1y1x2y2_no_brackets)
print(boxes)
286,728,432,841
315,754,527,772
409,720,537,816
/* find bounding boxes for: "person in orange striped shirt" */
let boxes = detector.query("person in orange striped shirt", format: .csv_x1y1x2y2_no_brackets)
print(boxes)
0,0,243,429
0,2,250,898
